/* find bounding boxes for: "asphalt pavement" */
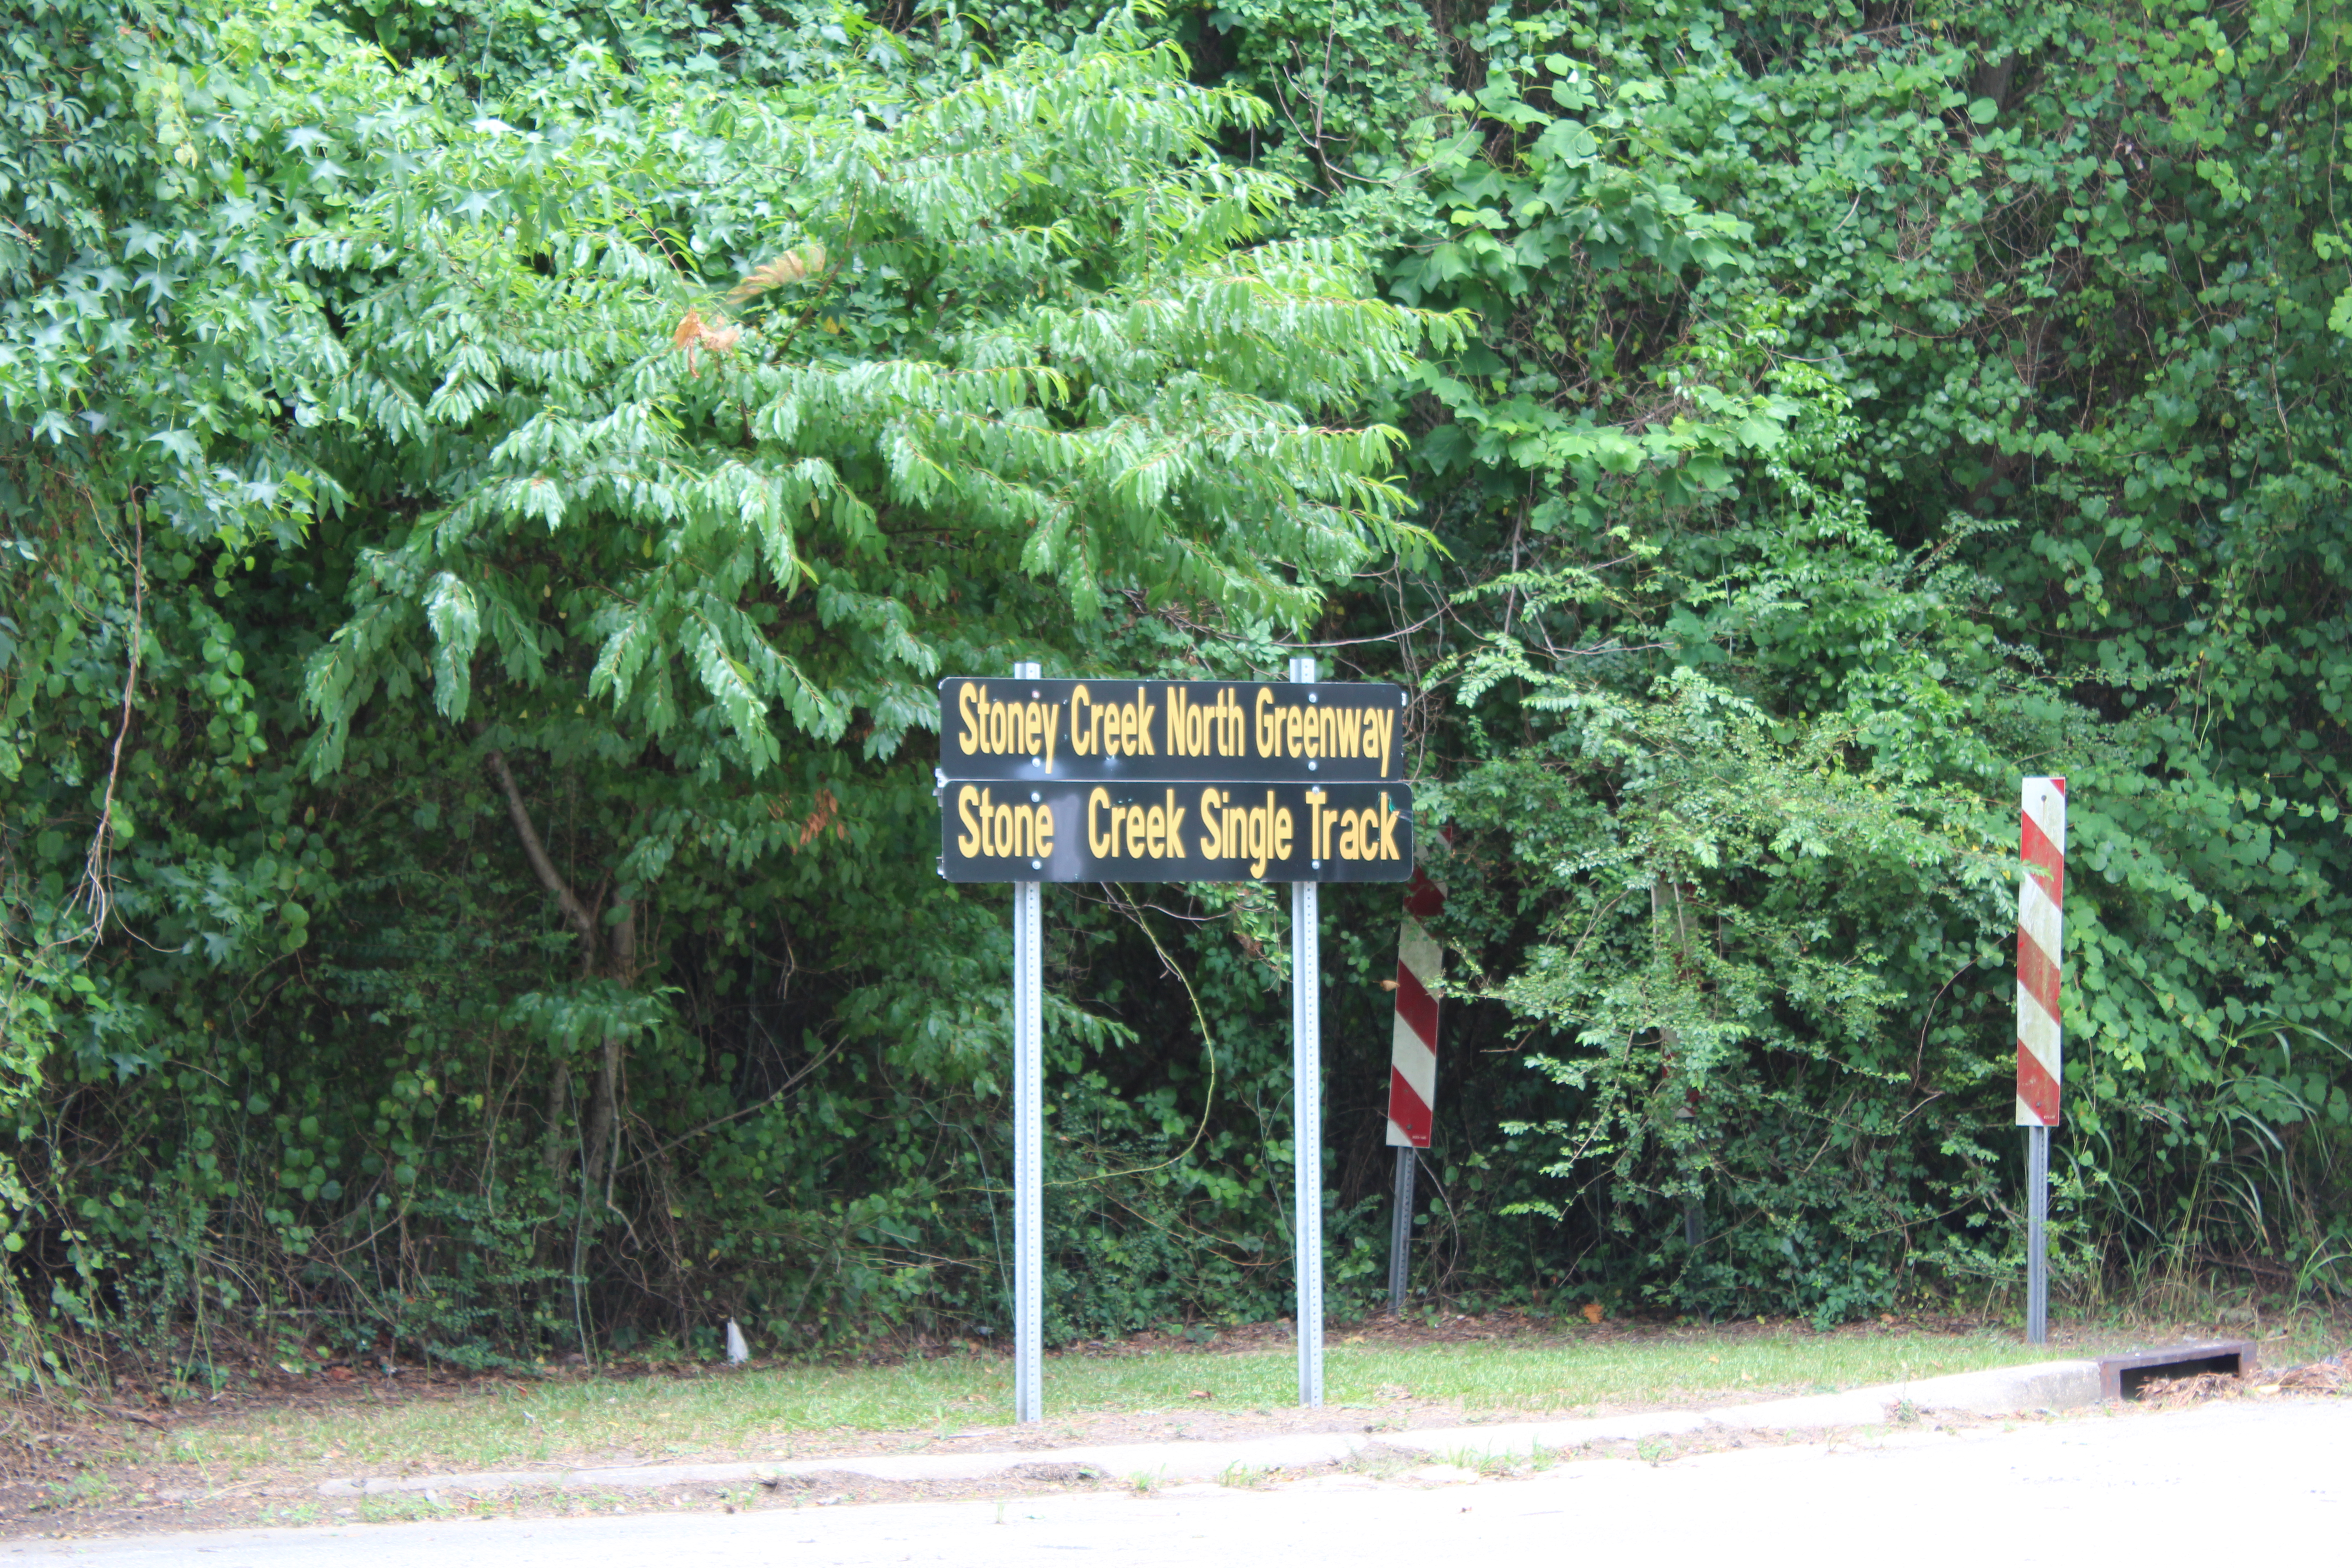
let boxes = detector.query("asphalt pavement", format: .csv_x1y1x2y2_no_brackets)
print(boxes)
8,1396,2339,1568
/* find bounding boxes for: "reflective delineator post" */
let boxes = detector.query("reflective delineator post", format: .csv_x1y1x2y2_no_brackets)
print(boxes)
1386,868,1443,1315
1011,661,1044,1421
2015,775,2066,1347
1289,653,1323,1408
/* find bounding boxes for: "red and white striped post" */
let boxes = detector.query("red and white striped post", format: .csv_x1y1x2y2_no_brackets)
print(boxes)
1385,872,1444,1314
2015,776,2066,1344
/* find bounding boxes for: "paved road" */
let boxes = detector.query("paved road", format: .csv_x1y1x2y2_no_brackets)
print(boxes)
9,1399,2339,1567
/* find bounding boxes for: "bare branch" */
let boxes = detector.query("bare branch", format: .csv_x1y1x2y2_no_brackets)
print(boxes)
484,748,598,951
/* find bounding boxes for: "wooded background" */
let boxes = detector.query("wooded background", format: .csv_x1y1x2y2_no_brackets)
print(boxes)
4,0,2348,1382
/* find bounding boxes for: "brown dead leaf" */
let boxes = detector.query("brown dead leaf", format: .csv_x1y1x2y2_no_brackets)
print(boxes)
727,244,828,303
2276,1355,2347,1395
671,311,742,374
2134,1370,2242,1407
795,789,847,850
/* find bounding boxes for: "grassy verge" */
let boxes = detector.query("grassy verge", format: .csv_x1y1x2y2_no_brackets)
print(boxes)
129,1317,2210,1481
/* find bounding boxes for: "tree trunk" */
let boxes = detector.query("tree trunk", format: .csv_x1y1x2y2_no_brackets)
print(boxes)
485,745,637,1263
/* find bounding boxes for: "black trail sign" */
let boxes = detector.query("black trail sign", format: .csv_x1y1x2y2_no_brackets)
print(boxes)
939,676,1410,785
940,779,1414,883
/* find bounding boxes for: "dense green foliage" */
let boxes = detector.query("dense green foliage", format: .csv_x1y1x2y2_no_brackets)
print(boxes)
2,0,2347,1382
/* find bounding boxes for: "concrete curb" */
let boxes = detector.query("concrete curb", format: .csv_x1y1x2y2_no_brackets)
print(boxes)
314,1357,2104,1500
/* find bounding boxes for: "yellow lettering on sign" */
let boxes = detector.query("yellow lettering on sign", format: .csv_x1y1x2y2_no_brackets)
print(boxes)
956,786,980,855
1131,686,1157,755
1088,787,1113,857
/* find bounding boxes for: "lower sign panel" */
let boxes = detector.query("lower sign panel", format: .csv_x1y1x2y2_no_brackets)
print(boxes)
942,780,1414,883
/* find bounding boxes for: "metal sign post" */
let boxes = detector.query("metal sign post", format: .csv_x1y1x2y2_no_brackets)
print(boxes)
1387,1152,1416,1316
1009,663,1044,1422
1287,655,1323,1408
2014,775,2067,1346
936,668,1412,1420
2026,1123,2050,1345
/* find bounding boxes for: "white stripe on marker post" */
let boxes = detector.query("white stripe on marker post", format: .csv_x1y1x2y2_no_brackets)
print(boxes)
2015,776,2066,1127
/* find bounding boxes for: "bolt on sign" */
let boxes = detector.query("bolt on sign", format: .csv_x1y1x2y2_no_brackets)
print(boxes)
937,678,1415,883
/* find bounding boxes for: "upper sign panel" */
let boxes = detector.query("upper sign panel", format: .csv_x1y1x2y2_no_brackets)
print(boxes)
940,677,1409,784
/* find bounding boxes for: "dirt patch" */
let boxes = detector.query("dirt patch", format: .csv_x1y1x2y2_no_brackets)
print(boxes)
0,1413,2031,1544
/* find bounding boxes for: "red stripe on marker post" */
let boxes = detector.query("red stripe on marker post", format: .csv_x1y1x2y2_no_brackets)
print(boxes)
2015,777,2067,1127
1387,1067,1432,1146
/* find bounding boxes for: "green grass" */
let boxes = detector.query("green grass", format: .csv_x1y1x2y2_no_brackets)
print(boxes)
140,1325,2118,1480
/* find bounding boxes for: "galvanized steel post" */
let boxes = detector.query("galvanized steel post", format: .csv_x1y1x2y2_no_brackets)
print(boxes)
1010,662,1044,1422
1388,1147,1416,1316
2026,1125,2049,1346
1289,654,1323,1408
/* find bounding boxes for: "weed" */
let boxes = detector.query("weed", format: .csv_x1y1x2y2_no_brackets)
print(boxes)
1337,1448,1421,1483
39,1472,115,1512
357,1494,450,1524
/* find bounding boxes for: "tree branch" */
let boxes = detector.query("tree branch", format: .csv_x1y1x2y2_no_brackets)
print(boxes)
484,747,598,951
